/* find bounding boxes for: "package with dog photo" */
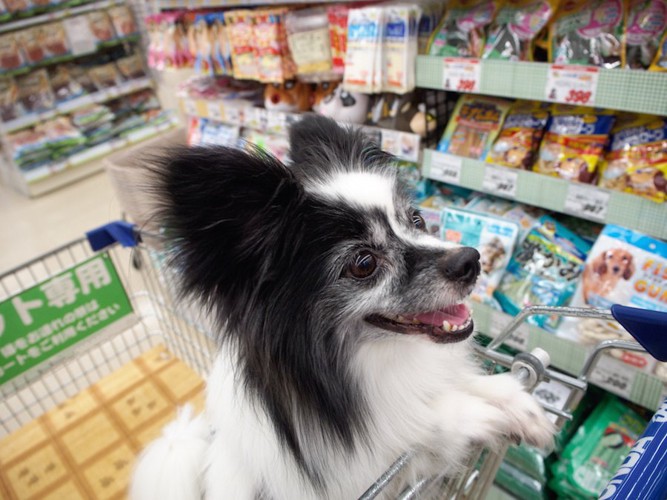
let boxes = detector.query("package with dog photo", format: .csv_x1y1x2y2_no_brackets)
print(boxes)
559,224,667,372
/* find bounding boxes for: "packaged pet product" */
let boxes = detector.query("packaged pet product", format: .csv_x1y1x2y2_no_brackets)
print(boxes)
534,105,615,184
88,11,116,43
108,5,137,37
436,95,512,159
418,187,472,235
19,28,46,64
417,1,444,54
549,395,647,499
552,213,603,245
225,9,259,81
89,63,123,89
42,22,70,58
649,30,667,69
0,77,22,122
116,54,146,80
285,7,334,81
327,5,349,75
495,215,591,331
69,64,97,94
625,0,667,69
17,70,55,114
442,207,520,306
253,8,295,83
483,0,558,61
562,224,667,370
495,461,546,500
487,100,549,169
549,0,625,68
50,65,85,103
191,14,214,74
466,194,544,240
5,0,32,14
598,113,667,203
344,7,384,93
0,33,25,71
382,4,420,94
426,0,500,57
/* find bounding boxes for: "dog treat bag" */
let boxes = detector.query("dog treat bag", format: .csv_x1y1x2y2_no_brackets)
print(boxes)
442,207,520,306
382,4,421,94
487,100,549,169
626,0,667,69
549,0,625,68
534,105,615,184
483,0,558,61
437,95,512,159
344,7,384,93
427,0,500,57
560,224,667,371
598,113,667,203
495,215,591,332
226,9,259,81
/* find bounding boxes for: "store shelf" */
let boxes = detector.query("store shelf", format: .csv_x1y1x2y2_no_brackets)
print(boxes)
23,116,177,196
472,301,665,411
1,77,153,133
158,0,366,7
422,149,667,240
0,0,124,35
0,34,140,77
182,96,422,163
415,56,667,116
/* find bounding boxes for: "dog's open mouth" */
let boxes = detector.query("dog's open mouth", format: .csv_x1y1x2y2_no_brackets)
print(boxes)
365,303,474,343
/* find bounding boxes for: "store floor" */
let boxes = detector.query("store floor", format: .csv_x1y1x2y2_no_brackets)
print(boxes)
0,168,122,275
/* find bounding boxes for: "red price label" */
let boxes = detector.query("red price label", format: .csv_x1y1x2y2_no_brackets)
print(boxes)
456,79,476,92
565,89,593,104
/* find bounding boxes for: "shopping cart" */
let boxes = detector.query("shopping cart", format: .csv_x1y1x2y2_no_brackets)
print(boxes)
0,222,665,500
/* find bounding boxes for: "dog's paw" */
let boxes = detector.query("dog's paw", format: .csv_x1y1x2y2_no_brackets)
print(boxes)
481,373,556,450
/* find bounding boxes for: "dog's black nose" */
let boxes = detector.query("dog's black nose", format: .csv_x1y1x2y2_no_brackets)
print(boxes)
439,247,481,284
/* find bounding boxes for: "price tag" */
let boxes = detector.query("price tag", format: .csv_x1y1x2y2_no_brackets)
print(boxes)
183,100,197,116
545,65,599,105
532,379,573,423
225,104,242,125
564,184,610,222
430,152,462,185
206,101,224,122
488,312,529,351
442,58,482,93
63,16,97,55
482,166,518,199
590,354,636,400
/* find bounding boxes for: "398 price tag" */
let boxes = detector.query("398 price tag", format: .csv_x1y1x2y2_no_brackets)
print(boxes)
430,152,462,185
442,58,482,93
564,184,610,222
590,354,636,400
545,65,599,106
482,166,518,199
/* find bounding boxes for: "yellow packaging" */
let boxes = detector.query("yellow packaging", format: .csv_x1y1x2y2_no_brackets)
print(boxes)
649,30,667,70
599,113,667,203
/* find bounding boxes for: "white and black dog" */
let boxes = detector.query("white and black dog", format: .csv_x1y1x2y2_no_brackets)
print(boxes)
131,115,554,499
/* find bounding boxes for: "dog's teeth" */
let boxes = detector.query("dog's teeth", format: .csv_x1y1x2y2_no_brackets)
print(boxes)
442,320,451,331
397,315,406,323
452,324,460,331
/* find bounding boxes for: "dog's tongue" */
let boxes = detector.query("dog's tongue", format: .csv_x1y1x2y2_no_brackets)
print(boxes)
414,304,470,326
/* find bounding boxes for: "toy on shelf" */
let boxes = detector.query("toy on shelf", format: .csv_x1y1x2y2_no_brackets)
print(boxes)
312,81,368,124
264,80,311,112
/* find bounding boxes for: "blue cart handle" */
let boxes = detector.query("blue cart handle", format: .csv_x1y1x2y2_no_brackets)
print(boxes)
86,221,139,251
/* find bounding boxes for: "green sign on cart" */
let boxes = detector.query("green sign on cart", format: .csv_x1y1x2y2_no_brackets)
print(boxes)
0,253,134,386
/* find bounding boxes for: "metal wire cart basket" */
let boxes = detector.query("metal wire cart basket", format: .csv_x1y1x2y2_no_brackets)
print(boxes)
1,223,665,499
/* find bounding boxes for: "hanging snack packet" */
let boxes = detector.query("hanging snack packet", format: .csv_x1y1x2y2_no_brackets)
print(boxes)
0,77,22,122
437,94,512,159
442,207,520,306
625,0,667,69
483,0,558,61
108,5,137,37
487,100,549,169
17,69,55,114
18,27,46,64
598,113,667,202
253,8,295,83
649,24,667,70
427,0,500,58
549,0,625,68
328,5,349,75
50,65,85,103
0,33,24,71
191,14,213,74
382,4,421,94
225,9,259,80
286,7,335,81
42,22,70,58
495,215,591,331
534,105,615,184
88,10,116,43
344,7,384,93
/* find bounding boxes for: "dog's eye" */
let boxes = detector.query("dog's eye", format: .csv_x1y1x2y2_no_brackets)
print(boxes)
347,251,377,279
412,211,426,231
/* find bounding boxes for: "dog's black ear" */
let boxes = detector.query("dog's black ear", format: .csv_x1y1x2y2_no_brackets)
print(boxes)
149,145,301,303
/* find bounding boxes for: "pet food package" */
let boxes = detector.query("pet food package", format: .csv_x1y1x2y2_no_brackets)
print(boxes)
344,7,384,93
437,95,512,159
89,63,123,89
418,186,472,235
534,105,615,184
108,5,137,37
483,0,558,61
87,10,117,43
0,77,21,121
427,0,501,57
225,9,259,80
598,113,667,203
253,8,296,83
625,0,667,69
549,395,647,499
17,69,55,114
50,65,85,103
285,7,335,81
487,100,549,169
116,54,146,80
466,194,544,240
560,225,667,371
382,4,421,94
327,5,349,74
650,30,667,70
549,0,625,68
416,0,444,54
0,33,25,71
442,207,520,306
495,215,591,331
